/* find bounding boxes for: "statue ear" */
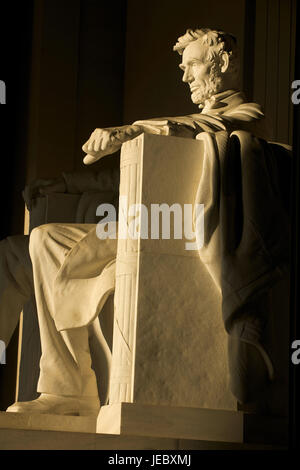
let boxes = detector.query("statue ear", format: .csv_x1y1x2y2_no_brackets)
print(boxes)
220,51,229,73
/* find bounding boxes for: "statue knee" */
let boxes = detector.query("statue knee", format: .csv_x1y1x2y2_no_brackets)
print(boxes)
29,224,55,257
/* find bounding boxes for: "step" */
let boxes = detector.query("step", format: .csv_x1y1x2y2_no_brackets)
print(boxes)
0,404,288,450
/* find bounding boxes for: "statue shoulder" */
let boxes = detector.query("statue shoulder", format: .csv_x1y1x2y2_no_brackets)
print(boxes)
222,101,265,122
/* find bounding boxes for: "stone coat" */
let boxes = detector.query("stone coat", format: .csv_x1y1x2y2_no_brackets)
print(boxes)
194,129,290,402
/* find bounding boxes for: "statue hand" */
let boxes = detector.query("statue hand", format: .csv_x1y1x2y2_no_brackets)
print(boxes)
82,125,142,165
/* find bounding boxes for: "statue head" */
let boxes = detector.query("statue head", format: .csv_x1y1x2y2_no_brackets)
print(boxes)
173,28,240,107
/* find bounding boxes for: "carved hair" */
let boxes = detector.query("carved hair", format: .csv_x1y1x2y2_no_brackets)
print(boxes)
173,28,240,82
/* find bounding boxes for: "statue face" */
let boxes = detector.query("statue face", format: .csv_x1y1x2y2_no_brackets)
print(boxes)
179,38,223,106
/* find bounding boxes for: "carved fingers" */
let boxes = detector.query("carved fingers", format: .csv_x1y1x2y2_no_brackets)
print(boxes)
82,128,117,154
81,128,121,165
82,125,143,165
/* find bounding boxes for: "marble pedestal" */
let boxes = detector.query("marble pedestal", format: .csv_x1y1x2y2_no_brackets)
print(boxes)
97,403,243,442
0,410,288,449
108,134,236,413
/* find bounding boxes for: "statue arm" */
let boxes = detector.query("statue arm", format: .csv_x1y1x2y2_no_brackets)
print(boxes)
137,101,266,136
133,113,229,137
82,113,231,166
82,125,144,165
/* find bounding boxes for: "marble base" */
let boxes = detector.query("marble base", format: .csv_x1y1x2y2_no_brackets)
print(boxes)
0,428,285,450
97,403,243,443
0,411,97,434
0,407,288,449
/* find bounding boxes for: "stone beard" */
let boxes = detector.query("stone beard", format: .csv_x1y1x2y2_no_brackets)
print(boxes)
190,63,224,106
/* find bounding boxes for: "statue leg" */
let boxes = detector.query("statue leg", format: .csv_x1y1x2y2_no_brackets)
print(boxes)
0,235,33,346
6,223,111,415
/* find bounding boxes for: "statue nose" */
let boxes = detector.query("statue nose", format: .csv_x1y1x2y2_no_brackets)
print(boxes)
182,67,193,83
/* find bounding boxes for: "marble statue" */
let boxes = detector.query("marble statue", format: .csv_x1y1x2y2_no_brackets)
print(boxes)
2,28,289,415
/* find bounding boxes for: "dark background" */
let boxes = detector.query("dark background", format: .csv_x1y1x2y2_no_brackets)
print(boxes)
0,0,299,448
0,1,34,239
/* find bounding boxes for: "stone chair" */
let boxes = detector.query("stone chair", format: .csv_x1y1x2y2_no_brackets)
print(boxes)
17,133,290,443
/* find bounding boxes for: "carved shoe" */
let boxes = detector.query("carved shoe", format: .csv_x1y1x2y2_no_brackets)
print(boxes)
6,393,100,416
